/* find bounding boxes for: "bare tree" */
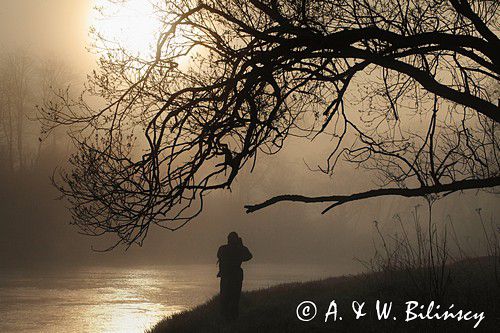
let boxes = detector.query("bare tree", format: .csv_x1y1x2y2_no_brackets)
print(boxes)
40,0,499,248
37,58,74,147
0,52,33,171
0,65,14,172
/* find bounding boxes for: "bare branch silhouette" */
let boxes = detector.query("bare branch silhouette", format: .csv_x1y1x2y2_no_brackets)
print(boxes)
39,0,500,247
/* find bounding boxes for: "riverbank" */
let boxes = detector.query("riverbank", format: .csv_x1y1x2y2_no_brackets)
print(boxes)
149,256,499,332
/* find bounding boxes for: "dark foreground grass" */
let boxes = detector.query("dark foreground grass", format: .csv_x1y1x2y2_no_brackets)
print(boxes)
148,257,499,332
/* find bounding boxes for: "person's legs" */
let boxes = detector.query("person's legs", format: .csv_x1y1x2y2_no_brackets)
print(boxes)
227,281,237,319
231,277,243,319
220,277,230,318
221,271,244,320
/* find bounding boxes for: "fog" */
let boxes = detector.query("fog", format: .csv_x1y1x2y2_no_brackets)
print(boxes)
0,0,498,272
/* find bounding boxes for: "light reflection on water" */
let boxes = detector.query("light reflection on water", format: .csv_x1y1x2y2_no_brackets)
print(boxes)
0,264,352,332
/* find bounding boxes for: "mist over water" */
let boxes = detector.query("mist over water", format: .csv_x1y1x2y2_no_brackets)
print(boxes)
0,264,348,333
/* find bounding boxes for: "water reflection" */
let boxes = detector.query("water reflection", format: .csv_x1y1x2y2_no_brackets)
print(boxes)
84,271,188,332
0,264,352,332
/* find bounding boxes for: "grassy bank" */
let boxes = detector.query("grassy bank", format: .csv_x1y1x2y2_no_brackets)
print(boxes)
148,256,499,332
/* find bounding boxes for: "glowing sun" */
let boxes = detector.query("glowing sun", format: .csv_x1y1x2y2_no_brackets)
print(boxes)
89,0,162,56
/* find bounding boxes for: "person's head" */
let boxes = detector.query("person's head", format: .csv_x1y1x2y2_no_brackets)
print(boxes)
227,232,239,245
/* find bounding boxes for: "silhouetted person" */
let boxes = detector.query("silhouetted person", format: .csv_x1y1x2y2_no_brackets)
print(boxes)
217,232,252,320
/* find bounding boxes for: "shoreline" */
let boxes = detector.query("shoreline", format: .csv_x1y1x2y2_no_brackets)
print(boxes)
149,256,499,332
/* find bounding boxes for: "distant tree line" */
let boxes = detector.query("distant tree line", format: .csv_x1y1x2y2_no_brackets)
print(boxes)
0,52,72,173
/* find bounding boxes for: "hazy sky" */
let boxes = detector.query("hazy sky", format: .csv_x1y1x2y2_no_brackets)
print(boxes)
0,0,93,70
0,0,498,272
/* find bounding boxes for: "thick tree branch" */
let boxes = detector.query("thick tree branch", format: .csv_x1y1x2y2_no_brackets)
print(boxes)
449,0,500,46
366,53,500,123
244,176,500,214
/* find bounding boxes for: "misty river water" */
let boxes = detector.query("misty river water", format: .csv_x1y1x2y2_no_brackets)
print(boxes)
0,264,348,332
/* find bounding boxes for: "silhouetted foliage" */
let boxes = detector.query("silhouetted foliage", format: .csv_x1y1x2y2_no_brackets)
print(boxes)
40,0,499,248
